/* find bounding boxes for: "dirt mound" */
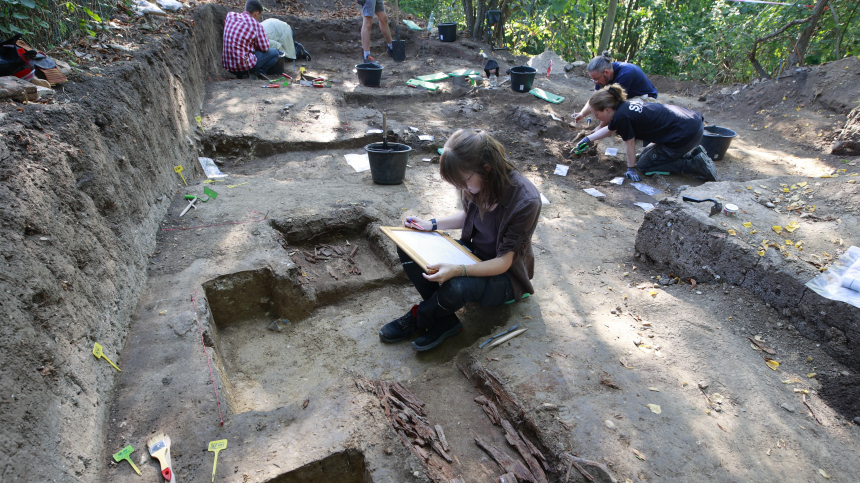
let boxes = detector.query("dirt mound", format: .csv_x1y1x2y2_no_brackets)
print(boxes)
649,74,708,98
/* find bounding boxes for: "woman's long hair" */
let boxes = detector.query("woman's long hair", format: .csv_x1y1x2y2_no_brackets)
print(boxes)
589,83,628,112
440,129,515,213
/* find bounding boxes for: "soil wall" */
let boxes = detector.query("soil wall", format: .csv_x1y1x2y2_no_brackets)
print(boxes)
0,5,228,480
634,200,860,371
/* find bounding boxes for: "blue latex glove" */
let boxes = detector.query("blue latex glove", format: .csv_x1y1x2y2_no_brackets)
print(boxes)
625,168,642,182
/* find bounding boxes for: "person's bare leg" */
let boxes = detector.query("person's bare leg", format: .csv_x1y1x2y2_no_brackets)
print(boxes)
361,16,374,55
376,11,393,43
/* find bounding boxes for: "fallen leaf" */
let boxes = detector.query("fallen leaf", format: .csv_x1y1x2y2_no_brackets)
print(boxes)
793,388,809,394
743,222,752,228
807,372,817,378
765,359,780,370
302,399,309,409
728,229,736,236
631,448,647,461
751,343,762,351
647,404,661,414
807,356,813,362
750,230,758,235
648,387,660,392
819,469,830,479
620,358,633,369
159,310,167,315
797,182,807,187
649,290,657,297
795,241,804,248
785,221,800,233
785,240,793,245
758,250,766,256
772,226,783,234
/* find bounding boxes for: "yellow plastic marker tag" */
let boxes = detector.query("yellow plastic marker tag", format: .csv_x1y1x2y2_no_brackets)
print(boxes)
300,66,306,74
112,445,141,475
208,439,228,482
174,165,188,186
93,342,121,372
195,115,205,133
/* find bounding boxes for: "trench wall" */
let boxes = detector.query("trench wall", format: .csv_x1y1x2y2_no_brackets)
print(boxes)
635,200,860,371
0,5,230,481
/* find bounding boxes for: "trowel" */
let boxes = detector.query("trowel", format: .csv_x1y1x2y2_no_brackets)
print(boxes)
682,196,722,217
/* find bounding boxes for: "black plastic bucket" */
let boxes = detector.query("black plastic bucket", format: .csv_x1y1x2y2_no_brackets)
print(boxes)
510,66,536,93
365,142,412,184
356,63,383,87
438,23,457,42
700,125,737,161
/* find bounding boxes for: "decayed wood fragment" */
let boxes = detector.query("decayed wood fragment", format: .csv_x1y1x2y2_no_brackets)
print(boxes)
432,440,453,463
391,382,426,410
517,428,550,471
501,419,547,483
474,436,536,483
474,395,502,425
561,453,615,483
413,444,431,461
435,424,449,452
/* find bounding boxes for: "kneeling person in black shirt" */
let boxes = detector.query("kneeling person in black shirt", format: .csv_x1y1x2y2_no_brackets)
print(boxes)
575,84,718,182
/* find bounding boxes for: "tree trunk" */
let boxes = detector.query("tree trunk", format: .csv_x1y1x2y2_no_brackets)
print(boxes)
463,0,475,36
829,2,840,60
597,0,619,54
788,0,830,67
472,0,486,40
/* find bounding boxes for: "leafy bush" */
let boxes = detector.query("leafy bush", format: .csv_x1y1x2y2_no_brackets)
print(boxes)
0,0,125,49
399,0,860,83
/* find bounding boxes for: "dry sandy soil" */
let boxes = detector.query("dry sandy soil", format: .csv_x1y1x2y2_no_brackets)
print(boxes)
0,1,859,482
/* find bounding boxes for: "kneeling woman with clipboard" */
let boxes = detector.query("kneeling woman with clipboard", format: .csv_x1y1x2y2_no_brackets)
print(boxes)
379,129,541,351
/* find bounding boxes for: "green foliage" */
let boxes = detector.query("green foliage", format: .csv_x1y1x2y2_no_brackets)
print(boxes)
400,0,860,83
0,0,127,48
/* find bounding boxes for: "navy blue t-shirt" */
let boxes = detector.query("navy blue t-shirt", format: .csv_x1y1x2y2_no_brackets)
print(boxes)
595,62,657,99
608,101,703,148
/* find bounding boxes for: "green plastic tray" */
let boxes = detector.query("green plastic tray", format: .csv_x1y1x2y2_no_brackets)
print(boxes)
402,19,422,31
529,88,565,104
407,79,439,91
448,69,481,77
416,72,449,82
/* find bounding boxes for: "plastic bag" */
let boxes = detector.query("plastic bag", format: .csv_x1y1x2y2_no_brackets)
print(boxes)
198,157,228,179
134,0,166,16
806,246,860,307
157,0,183,11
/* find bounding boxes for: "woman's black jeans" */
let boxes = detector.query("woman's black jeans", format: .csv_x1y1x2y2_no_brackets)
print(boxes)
397,245,513,329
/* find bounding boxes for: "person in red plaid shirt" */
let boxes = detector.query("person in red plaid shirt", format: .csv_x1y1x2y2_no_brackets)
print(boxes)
222,0,283,79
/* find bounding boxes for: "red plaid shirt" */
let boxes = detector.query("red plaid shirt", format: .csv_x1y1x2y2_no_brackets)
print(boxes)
221,11,270,72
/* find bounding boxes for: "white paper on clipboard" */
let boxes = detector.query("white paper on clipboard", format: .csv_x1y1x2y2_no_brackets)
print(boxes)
387,230,478,267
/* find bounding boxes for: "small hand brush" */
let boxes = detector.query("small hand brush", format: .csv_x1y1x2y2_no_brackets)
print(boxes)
147,433,176,482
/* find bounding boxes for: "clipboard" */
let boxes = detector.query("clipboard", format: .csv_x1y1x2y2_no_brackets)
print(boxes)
380,226,480,273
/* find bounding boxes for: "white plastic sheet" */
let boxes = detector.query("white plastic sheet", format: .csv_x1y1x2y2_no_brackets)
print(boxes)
806,246,860,308
198,157,227,178
156,0,183,11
